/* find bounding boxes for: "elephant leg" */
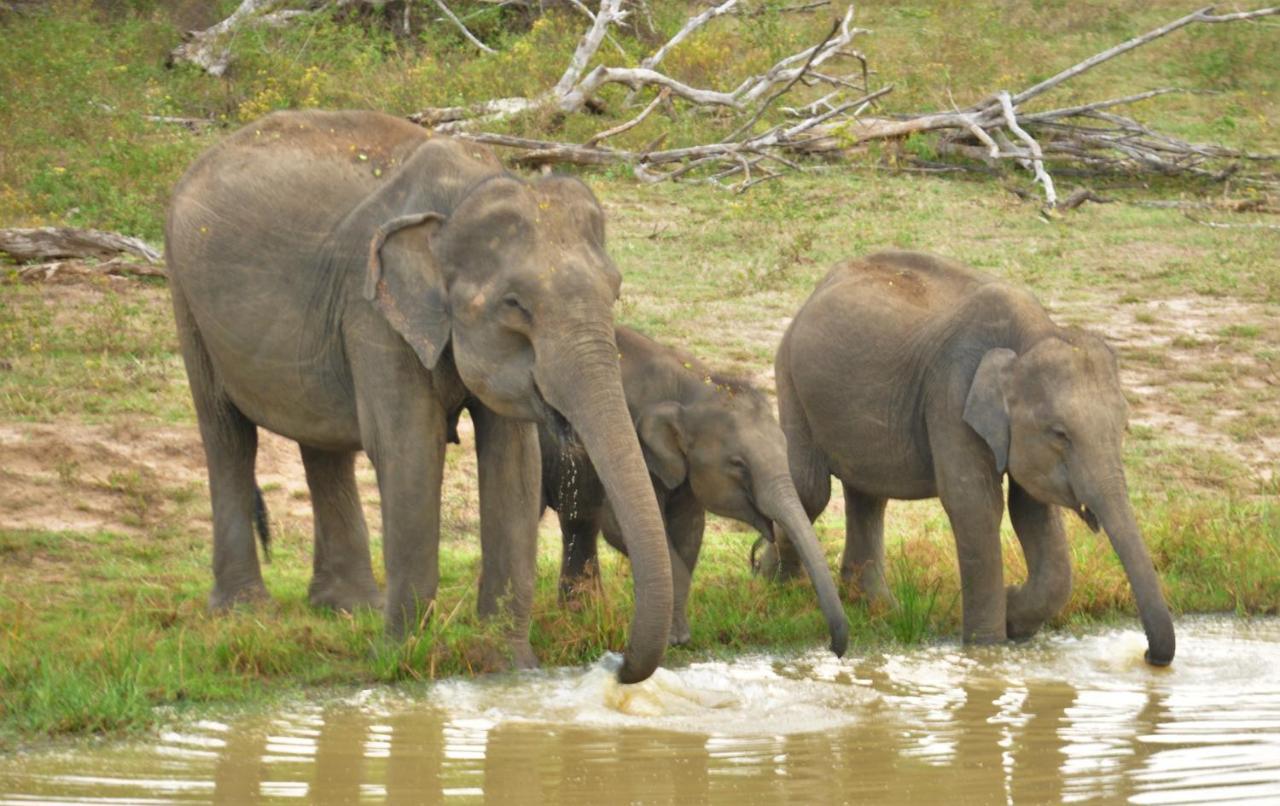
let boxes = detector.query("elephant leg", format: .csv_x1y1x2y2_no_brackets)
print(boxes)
473,404,541,670
174,292,268,608
1005,480,1072,640
356,377,447,638
559,510,603,602
841,485,896,611
664,488,706,647
936,460,1006,644
300,446,382,612
756,365,831,580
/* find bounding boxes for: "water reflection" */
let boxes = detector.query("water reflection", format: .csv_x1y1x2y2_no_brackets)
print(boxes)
2,618,1279,804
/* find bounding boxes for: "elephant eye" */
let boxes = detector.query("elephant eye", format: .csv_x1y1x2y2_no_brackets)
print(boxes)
502,294,530,317
728,456,748,473
1049,425,1070,445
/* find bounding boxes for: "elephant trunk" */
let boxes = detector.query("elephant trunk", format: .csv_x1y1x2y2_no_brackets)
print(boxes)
537,324,673,684
757,475,850,657
1085,473,1175,667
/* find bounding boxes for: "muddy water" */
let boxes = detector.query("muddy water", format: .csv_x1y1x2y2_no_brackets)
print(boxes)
3,618,1279,804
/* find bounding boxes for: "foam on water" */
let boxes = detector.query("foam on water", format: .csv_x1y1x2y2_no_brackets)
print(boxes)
419,651,877,736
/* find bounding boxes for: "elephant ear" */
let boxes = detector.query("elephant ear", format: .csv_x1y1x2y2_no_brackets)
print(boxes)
636,401,688,489
364,211,450,370
963,348,1016,475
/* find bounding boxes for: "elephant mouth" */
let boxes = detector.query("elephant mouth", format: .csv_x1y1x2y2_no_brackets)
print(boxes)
1073,504,1100,533
532,381,578,446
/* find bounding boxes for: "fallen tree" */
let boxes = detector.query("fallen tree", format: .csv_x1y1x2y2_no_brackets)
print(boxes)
0,227,165,282
169,1,1280,201
0,227,162,264
412,3,1279,200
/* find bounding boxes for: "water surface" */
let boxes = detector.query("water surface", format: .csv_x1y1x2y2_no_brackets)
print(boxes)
3,617,1278,804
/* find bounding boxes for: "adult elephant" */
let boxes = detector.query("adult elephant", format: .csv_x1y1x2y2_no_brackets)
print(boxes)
166,109,672,683
539,326,849,652
758,250,1174,666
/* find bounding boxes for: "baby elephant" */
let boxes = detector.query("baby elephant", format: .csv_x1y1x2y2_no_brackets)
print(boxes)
540,326,848,653
758,250,1174,666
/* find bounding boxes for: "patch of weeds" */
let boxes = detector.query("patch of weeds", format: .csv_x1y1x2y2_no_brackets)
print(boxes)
1219,324,1261,339
103,469,161,527
884,546,948,645
54,458,81,487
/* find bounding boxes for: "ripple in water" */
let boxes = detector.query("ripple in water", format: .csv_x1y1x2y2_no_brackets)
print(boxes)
2,616,1278,804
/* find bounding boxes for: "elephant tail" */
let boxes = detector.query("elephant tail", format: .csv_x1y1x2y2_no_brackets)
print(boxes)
253,485,272,564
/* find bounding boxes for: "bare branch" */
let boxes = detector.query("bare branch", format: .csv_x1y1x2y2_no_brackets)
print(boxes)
1197,6,1280,22
998,92,1057,206
1019,88,1192,123
168,0,285,76
553,0,627,97
429,0,497,54
14,259,167,282
640,0,740,73
725,16,842,142
585,88,668,147
1009,6,1278,107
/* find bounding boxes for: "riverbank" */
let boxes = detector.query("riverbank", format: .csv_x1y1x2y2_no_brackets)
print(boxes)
2,0,1277,747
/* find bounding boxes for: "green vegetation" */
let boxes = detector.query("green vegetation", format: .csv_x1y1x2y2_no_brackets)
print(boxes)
1,0,1277,748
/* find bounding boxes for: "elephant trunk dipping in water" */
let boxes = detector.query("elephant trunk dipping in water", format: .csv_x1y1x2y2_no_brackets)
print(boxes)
758,250,1175,667
538,326,850,654
166,109,673,683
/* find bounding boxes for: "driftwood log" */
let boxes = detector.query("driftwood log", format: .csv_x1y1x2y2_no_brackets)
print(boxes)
0,227,165,282
0,227,161,264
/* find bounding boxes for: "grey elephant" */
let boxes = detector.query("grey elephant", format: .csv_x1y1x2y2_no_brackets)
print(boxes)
758,250,1175,666
165,109,672,683
538,326,849,652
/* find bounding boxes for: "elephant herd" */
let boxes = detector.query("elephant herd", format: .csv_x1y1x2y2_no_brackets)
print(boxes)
165,109,1173,685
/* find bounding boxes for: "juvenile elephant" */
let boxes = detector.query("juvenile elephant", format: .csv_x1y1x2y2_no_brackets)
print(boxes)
539,326,849,652
166,110,672,683
758,250,1175,666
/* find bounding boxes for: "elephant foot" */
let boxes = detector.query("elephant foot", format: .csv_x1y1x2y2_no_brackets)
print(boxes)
383,592,435,639
962,632,1008,649
668,620,692,647
508,640,539,671
209,580,271,611
750,537,802,582
842,566,898,614
1005,584,1049,642
309,576,384,613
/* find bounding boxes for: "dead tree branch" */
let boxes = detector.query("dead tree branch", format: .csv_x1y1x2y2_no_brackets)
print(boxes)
0,227,161,265
12,259,168,283
407,2,1278,195
412,2,866,130
428,0,497,54
998,91,1056,207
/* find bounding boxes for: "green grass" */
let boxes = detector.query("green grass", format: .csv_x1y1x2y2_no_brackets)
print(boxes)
1,0,1278,749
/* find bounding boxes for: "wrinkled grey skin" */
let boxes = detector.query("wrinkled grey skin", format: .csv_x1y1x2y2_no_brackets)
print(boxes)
165,110,672,683
538,327,849,653
760,250,1175,666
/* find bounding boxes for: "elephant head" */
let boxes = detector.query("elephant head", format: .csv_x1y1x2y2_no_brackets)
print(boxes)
636,387,850,657
366,172,672,683
963,332,1175,666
